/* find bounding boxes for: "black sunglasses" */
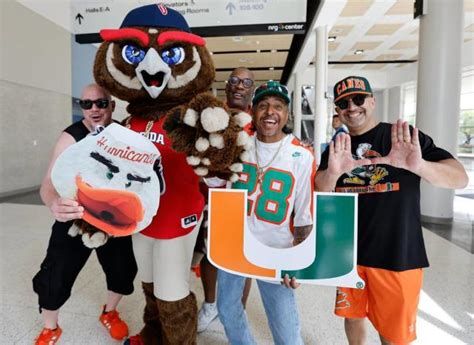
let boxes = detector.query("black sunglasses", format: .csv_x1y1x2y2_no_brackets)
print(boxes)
78,98,110,110
335,94,370,110
228,76,254,89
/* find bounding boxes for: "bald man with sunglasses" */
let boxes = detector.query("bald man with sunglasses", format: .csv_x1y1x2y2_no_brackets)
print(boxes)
316,76,468,345
33,84,136,345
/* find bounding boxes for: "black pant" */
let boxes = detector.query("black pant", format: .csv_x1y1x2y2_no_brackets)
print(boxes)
33,221,137,311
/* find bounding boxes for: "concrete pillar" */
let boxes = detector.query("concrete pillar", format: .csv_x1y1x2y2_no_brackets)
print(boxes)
382,88,389,123
293,72,303,138
313,26,328,163
416,0,464,223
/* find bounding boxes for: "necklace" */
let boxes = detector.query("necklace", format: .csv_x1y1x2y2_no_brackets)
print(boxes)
255,136,285,184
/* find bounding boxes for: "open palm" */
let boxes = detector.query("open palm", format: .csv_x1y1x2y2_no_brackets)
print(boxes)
328,134,371,176
371,120,422,172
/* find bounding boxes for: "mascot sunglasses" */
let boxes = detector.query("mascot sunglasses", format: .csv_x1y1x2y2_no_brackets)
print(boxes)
78,99,110,110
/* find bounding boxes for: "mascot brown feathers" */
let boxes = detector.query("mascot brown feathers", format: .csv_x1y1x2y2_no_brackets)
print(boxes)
93,4,251,344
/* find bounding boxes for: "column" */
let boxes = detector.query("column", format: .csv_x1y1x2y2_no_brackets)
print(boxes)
313,25,328,164
416,0,464,223
293,72,303,138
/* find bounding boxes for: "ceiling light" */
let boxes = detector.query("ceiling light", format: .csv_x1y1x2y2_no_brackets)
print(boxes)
328,36,337,42
271,49,277,53
256,49,261,53
269,67,274,70
354,49,364,55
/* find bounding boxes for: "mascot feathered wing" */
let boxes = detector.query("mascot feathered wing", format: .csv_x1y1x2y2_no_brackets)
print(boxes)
93,4,251,181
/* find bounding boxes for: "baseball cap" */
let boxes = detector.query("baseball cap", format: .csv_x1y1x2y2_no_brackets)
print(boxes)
333,76,372,103
252,80,290,106
120,4,191,32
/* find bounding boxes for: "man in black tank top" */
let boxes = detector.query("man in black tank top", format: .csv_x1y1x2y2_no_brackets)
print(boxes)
32,84,137,345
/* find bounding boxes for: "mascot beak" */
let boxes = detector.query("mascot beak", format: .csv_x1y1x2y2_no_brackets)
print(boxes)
135,48,171,99
75,175,144,236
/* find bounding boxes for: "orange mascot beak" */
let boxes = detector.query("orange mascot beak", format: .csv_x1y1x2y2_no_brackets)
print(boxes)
75,175,144,236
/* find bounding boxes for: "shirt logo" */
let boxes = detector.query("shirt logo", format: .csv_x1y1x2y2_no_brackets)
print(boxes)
292,152,301,157
181,214,198,229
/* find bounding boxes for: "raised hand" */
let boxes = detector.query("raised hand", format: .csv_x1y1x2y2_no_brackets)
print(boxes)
327,133,371,176
371,120,423,173
164,93,252,182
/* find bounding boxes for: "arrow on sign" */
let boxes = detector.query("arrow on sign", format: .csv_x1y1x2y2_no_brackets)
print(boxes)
75,13,84,25
226,2,236,15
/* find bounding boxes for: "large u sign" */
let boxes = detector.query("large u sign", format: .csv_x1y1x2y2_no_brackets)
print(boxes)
208,189,365,288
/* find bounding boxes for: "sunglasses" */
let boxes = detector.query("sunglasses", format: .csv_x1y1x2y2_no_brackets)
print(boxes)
335,94,370,110
78,98,110,110
228,76,254,89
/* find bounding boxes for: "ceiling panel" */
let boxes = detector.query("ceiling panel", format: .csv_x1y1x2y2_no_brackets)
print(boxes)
340,0,374,17
329,25,354,37
212,52,287,69
367,23,404,35
328,42,340,51
214,70,282,82
376,53,403,60
341,54,366,62
385,0,414,15
466,24,474,32
390,40,418,49
466,1,474,11
205,34,293,53
351,41,383,51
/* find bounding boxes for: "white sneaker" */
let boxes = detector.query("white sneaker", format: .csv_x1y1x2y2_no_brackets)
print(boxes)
197,302,218,333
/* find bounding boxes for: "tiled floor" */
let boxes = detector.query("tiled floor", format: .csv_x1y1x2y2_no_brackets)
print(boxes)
0,197,473,344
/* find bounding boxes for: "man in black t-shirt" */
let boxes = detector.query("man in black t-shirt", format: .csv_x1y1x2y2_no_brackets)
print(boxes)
315,76,468,345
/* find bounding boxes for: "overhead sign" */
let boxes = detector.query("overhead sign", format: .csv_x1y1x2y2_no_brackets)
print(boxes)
73,0,306,42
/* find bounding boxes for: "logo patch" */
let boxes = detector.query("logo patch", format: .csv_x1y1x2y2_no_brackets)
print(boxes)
158,4,168,15
292,152,301,158
181,214,198,229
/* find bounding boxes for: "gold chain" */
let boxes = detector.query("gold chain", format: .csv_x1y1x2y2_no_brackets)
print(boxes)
255,136,285,184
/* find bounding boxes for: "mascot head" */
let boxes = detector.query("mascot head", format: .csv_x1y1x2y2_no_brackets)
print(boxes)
93,4,215,115
51,124,161,236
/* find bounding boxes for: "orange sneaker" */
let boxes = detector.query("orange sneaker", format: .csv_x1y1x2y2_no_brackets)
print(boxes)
99,307,129,340
34,326,62,345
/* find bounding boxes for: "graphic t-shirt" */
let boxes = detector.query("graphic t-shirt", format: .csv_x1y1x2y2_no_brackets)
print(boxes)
128,116,205,239
319,122,453,271
233,134,316,248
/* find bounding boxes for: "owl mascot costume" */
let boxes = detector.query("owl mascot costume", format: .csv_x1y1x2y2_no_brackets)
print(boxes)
93,4,252,345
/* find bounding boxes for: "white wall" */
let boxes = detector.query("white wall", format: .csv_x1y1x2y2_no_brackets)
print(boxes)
387,86,402,122
0,1,72,195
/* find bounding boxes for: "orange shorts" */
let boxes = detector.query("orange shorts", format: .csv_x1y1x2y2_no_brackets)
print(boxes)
335,265,423,344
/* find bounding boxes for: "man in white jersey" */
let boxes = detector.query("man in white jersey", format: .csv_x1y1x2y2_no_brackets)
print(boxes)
216,80,315,345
